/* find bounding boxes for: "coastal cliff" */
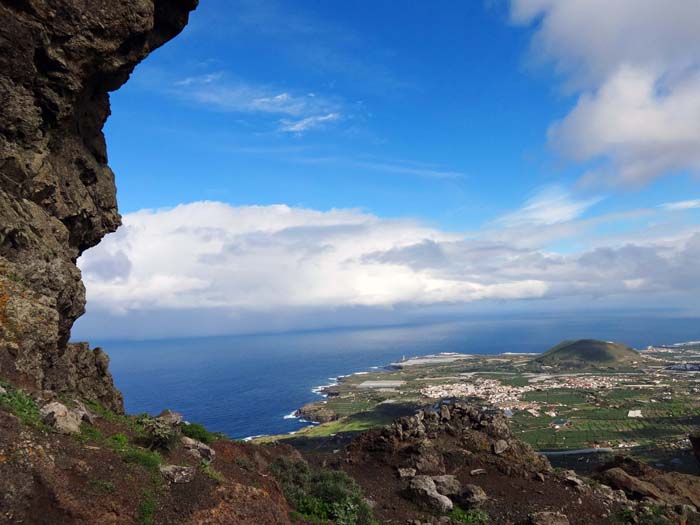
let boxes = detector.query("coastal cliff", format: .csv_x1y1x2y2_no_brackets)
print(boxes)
0,0,197,411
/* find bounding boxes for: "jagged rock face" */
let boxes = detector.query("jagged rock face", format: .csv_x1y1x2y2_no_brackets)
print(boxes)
0,0,198,411
350,402,551,477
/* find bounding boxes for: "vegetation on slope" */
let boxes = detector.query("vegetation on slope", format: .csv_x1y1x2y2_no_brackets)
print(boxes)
536,339,640,366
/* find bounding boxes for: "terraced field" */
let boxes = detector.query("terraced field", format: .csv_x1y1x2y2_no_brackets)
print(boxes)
257,344,700,469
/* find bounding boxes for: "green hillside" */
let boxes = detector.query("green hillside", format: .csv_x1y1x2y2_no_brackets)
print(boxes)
536,339,640,367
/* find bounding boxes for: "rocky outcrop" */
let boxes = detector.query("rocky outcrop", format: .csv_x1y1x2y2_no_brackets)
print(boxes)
0,0,198,411
351,402,551,477
597,456,700,509
690,430,700,465
342,402,623,524
295,402,338,423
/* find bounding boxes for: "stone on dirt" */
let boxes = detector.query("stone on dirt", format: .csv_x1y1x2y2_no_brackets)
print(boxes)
182,436,215,463
432,475,461,496
40,401,82,434
406,475,453,513
457,484,488,509
160,465,196,484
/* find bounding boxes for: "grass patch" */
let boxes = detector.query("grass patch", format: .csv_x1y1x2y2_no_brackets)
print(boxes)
0,386,43,427
449,506,489,524
200,463,225,483
77,423,104,443
108,432,129,451
123,448,163,472
270,457,377,525
137,491,157,525
181,422,224,444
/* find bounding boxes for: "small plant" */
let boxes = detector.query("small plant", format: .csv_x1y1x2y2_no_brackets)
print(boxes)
123,448,163,471
108,432,129,451
200,463,225,482
450,506,490,524
181,422,223,444
137,491,157,525
137,416,177,451
78,424,103,443
0,386,43,427
270,457,377,525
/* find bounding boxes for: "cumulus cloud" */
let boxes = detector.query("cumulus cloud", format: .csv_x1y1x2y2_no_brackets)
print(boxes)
78,200,700,336
511,0,700,184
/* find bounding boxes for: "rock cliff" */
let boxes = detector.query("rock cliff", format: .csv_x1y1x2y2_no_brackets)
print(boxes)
0,0,198,411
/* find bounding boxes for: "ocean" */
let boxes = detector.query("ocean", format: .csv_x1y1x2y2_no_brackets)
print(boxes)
93,314,700,439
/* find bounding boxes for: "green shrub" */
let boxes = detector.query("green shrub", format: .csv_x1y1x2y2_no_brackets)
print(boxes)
181,422,223,444
137,491,157,525
123,448,163,471
137,416,177,451
0,387,43,427
108,432,129,451
450,506,489,524
270,457,376,525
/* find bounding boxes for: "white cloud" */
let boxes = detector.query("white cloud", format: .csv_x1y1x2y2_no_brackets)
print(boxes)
279,112,341,133
659,199,700,211
496,186,601,227
511,0,700,184
78,199,700,337
171,72,342,129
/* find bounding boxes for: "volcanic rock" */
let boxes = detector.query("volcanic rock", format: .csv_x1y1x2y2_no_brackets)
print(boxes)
432,474,461,496
0,0,197,412
40,401,81,434
182,436,216,463
457,484,488,509
160,464,196,484
158,409,184,427
406,475,453,513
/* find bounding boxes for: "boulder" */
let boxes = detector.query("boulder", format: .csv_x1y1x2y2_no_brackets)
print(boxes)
157,409,184,427
493,439,509,455
457,484,488,509
432,475,461,496
0,385,6,395
529,511,570,525
406,475,453,513
563,470,584,487
40,402,82,434
599,467,665,501
182,436,215,463
160,465,196,484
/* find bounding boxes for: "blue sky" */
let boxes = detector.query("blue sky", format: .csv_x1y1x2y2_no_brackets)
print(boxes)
105,1,580,227
75,0,700,339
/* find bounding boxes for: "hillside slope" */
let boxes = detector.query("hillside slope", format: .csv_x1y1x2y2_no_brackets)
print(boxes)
536,339,640,367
